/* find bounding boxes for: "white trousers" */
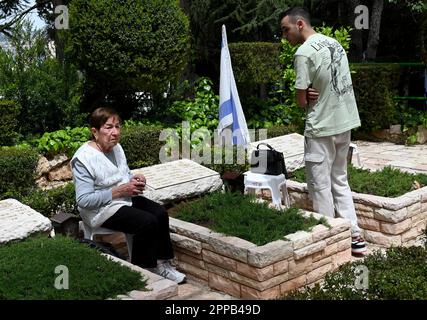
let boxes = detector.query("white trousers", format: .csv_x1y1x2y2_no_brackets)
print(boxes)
304,131,360,236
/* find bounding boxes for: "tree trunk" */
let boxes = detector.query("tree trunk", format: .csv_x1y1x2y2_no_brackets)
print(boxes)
53,0,65,63
420,13,427,66
366,0,384,61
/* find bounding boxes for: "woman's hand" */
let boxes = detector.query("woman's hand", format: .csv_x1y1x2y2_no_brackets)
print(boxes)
112,176,146,199
130,174,146,194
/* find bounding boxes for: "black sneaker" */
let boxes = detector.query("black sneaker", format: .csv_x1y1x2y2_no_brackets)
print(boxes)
351,236,367,256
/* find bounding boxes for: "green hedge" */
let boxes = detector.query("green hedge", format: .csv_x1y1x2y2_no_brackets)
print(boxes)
120,125,164,169
351,64,401,131
0,100,20,147
267,124,300,138
21,183,78,218
229,42,281,86
0,146,39,199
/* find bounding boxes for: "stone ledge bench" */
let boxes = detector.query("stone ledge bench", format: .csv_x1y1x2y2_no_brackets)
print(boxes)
0,198,52,244
132,158,223,205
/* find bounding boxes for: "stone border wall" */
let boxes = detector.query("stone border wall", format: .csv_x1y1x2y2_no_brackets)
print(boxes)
36,154,72,190
169,212,352,299
287,180,427,247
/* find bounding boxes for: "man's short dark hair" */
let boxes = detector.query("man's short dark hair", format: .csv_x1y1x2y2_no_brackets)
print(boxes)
279,7,311,25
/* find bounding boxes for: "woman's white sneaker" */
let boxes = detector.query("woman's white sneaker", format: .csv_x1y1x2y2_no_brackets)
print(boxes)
156,261,186,284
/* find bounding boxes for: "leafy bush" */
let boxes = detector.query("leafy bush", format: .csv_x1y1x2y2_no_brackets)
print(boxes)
120,124,164,169
168,77,219,136
282,238,427,300
175,191,327,246
266,124,300,138
35,127,91,158
0,146,39,199
291,165,427,197
0,235,146,299
351,64,401,131
20,183,78,218
0,21,85,137
0,100,20,146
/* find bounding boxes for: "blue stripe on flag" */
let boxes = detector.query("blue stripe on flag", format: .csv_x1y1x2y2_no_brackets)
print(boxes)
219,99,233,119
230,93,242,144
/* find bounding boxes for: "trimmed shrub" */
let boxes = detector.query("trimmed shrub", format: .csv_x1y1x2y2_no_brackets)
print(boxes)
0,235,146,299
229,42,282,119
351,63,401,131
120,125,164,169
0,146,39,199
229,42,281,86
0,100,20,146
68,0,189,96
267,124,300,138
175,191,327,246
20,183,78,218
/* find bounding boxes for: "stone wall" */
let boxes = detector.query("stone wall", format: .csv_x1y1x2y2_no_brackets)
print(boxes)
169,211,352,299
369,124,427,144
287,180,427,247
35,154,72,190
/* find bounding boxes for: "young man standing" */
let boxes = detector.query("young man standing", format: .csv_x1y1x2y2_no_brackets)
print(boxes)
280,7,366,256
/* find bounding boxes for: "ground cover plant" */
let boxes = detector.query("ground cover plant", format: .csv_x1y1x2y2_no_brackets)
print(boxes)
282,230,427,300
0,235,146,300
174,191,328,246
291,165,427,197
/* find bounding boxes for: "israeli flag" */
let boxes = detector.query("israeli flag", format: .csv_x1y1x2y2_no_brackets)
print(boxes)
217,25,251,147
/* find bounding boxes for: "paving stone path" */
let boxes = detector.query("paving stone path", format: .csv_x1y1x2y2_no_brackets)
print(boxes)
353,140,427,173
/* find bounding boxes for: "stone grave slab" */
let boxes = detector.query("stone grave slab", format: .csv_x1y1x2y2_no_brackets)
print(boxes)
250,133,304,172
132,159,223,204
0,199,52,244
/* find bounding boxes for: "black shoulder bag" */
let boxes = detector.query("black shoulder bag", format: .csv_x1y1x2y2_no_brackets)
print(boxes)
250,143,288,177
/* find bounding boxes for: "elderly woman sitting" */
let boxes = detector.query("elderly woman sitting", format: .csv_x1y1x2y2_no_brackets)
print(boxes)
71,107,185,284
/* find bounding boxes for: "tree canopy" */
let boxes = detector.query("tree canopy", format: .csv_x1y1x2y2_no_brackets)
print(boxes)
0,0,50,37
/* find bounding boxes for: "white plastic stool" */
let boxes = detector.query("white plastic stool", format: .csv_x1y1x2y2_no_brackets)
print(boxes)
79,221,134,261
243,171,290,209
349,143,361,166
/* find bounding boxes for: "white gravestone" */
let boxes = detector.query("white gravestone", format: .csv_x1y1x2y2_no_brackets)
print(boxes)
0,199,52,244
132,159,223,204
250,133,305,172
